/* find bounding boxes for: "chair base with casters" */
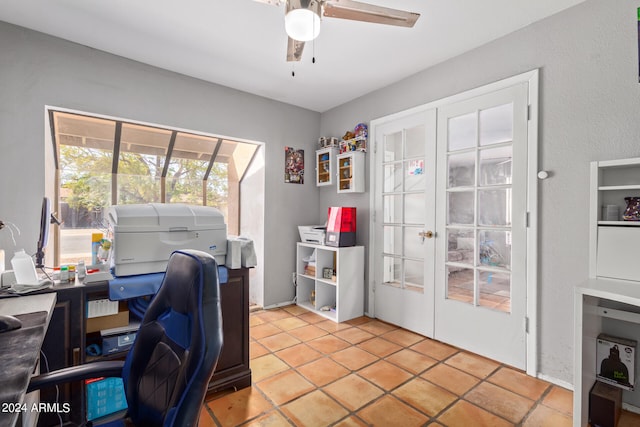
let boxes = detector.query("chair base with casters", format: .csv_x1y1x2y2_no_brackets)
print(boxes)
28,249,224,427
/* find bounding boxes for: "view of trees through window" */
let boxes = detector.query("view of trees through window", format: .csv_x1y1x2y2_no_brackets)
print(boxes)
51,111,258,265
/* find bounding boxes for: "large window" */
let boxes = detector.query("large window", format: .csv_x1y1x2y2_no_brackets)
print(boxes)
50,110,259,265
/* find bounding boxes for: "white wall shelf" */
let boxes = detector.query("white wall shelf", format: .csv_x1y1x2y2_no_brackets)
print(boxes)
316,147,336,187
336,151,365,193
296,242,364,322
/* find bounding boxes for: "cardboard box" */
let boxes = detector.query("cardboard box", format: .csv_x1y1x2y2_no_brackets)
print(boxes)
86,302,129,333
589,381,622,427
596,333,636,391
101,331,137,355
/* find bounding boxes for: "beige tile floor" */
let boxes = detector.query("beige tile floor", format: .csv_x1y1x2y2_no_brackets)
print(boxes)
197,305,639,426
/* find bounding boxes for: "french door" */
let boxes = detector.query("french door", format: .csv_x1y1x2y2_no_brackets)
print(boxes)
371,72,536,370
434,82,529,369
371,110,436,337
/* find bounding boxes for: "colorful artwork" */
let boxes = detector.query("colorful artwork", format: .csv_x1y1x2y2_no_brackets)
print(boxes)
285,146,304,184
408,159,424,175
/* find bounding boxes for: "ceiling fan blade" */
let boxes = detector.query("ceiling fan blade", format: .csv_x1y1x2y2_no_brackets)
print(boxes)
253,0,285,6
323,0,420,27
287,37,305,61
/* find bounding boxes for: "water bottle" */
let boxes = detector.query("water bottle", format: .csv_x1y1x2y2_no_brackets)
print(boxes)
11,249,39,285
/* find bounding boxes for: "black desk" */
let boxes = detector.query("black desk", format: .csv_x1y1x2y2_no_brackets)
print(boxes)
0,293,56,427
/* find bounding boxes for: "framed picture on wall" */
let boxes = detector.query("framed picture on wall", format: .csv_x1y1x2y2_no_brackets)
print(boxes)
285,146,304,184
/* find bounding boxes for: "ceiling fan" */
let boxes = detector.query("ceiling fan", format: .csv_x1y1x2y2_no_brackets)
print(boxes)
254,0,420,62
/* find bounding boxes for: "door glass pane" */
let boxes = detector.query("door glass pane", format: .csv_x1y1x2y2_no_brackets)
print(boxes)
404,193,424,225
383,226,402,256
404,226,425,259
383,256,402,287
447,229,474,265
405,125,426,158
478,189,511,226
404,259,424,293
447,191,475,225
480,103,513,146
448,151,475,188
383,195,402,223
383,163,402,192
480,146,512,186
478,271,511,312
479,230,511,269
447,266,474,304
383,131,403,162
448,112,477,151
404,160,425,191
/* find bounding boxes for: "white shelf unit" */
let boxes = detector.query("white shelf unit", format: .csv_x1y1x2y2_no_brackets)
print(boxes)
296,242,364,322
316,147,336,187
574,157,640,426
336,151,365,193
574,279,640,426
589,157,640,281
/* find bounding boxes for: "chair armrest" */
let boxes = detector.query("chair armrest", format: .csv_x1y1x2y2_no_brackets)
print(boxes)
27,360,125,393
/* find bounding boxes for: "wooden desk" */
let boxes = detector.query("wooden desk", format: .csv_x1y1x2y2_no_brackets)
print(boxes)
0,293,56,427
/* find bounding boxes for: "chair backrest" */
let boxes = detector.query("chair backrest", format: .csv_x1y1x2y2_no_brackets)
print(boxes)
121,249,223,427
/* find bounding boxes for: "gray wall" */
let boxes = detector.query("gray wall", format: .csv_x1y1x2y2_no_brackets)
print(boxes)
0,21,320,308
320,0,640,384
2,0,640,386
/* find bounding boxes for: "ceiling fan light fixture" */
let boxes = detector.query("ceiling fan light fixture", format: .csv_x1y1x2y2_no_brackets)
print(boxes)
285,2,321,42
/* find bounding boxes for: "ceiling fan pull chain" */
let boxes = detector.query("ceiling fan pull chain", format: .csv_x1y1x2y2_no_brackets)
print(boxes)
312,13,316,64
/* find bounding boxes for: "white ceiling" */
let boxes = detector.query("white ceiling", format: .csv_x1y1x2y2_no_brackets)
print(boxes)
0,0,586,112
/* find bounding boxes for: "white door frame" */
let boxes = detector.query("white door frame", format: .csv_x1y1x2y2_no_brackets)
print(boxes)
369,69,539,376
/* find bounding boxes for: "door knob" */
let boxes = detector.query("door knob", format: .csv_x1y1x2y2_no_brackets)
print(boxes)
418,230,434,241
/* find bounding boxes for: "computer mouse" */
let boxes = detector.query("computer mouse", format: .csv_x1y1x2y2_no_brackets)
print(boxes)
0,314,22,333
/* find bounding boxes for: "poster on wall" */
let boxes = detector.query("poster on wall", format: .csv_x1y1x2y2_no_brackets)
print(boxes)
284,146,304,184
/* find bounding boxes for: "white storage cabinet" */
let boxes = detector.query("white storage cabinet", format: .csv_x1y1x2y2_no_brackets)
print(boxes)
589,157,640,281
336,151,365,193
296,242,364,322
574,157,640,426
316,147,337,187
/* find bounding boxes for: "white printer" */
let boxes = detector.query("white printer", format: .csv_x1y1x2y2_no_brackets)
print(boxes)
108,203,227,277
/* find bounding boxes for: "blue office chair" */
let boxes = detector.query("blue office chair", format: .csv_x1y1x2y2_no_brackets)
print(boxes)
28,250,224,427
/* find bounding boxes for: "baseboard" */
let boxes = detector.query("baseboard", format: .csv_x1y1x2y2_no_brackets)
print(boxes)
622,403,640,414
536,373,574,391
263,300,295,310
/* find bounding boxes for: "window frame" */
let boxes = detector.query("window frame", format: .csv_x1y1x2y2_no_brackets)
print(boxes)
47,107,261,266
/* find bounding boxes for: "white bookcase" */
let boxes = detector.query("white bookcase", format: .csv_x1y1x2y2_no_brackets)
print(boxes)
296,242,364,322
574,157,640,426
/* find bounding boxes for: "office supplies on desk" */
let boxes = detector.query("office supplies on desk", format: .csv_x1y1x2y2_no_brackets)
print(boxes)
83,266,114,284
9,279,52,294
11,249,39,285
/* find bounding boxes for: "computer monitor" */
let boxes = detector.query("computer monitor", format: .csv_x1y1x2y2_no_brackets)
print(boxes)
35,197,51,269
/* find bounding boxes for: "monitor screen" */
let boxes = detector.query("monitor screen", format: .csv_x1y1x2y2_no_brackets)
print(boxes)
36,197,51,269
